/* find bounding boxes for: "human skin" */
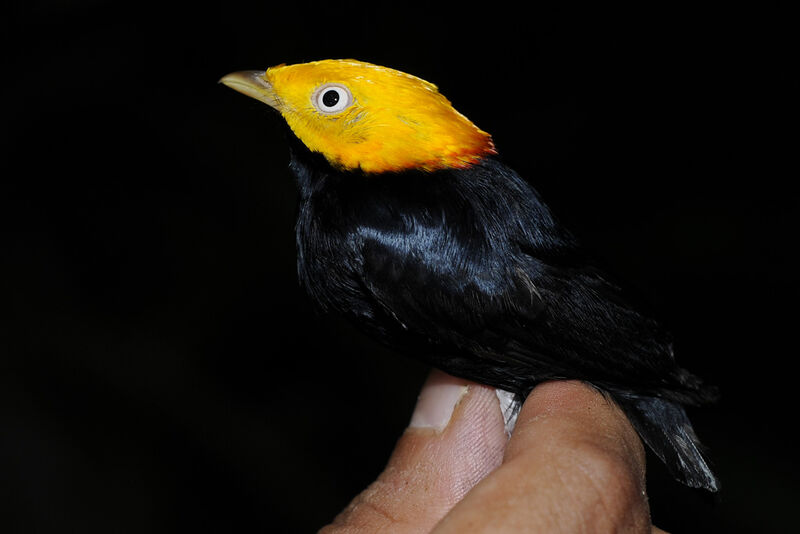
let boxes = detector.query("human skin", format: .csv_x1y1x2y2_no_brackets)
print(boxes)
320,372,667,533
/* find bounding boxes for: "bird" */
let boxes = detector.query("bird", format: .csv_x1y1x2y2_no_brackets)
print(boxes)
220,59,719,492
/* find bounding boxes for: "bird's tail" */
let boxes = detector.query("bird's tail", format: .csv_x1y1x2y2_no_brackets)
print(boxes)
614,394,719,492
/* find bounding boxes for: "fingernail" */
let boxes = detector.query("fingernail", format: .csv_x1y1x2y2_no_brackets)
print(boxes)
409,371,470,432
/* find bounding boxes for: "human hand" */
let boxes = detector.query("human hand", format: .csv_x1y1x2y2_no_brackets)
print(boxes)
320,371,667,533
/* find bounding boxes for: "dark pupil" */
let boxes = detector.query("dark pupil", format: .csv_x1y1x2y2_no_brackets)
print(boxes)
322,90,340,108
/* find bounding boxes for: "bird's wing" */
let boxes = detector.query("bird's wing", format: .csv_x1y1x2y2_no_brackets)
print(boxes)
325,160,685,396
355,221,681,395
353,219,578,391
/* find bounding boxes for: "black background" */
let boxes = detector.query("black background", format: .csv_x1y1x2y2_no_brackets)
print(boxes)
4,2,796,532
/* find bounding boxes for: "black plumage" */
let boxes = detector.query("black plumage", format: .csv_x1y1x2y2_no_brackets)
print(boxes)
287,133,719,492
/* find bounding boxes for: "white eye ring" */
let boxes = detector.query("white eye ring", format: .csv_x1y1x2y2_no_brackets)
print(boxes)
312,83,353,114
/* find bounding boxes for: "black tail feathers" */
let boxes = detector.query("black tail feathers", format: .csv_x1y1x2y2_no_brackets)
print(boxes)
615,394,719,492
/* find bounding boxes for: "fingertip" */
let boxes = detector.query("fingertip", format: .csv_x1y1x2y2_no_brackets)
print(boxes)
402,373,509,496
507,380,644,470
329,372,508,532
523,380,608,418
516,380,633,437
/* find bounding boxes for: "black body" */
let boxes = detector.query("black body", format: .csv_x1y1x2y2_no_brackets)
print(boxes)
288,135,719,491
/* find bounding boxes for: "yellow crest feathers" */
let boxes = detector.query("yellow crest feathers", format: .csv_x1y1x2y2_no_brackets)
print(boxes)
222,59,496,173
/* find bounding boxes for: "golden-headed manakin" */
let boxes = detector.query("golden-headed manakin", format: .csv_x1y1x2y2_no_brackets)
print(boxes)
221,59,718,492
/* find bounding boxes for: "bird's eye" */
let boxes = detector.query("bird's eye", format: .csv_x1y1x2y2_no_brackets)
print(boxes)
312,83,353,114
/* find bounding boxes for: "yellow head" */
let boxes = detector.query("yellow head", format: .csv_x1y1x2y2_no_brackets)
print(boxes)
220,59,496,174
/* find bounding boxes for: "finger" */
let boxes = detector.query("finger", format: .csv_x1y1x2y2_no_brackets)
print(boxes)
320,370,508,534
433,381,651,534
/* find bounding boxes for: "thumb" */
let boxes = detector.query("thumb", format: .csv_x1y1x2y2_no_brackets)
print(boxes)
320,371,508,534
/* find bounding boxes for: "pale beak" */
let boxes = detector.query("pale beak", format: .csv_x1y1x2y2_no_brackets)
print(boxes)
219,70,281,110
